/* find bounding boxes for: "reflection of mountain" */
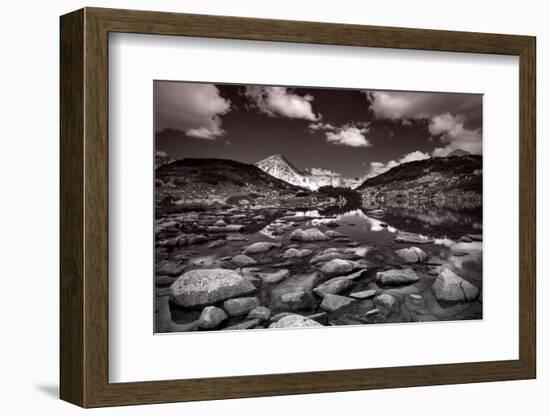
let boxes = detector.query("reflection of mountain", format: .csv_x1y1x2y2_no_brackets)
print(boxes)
256,154,357,191
376,204,481,239
357,154,482,209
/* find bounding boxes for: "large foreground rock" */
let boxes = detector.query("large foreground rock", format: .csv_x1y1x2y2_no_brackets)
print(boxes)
269,314,323,328
170,268,256,307
198,306,227,329
395,247,428,263
290,228,330,242
376,268,420,285
320,294,356,312
432,268,479,302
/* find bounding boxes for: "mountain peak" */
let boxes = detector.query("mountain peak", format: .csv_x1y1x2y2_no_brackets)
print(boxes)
447,149,471,157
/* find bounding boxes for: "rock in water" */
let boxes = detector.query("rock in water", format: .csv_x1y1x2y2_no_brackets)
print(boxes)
325,230,346,239
376,268,420,285
282,248,312,258
374,293,397,314
349,289,377,299
320,294,356,312
243,242,281,254
313,277,354,297
170,268,256,307
318,259,359,278
198,306,227,329
223,296,260,316
431,268,479,302
269,314,323,328
273,290,315,311
395,233,434,244
290,228,330,242
395,247,428,263
247,306,271,321
255,269,289,284
231,254,257,266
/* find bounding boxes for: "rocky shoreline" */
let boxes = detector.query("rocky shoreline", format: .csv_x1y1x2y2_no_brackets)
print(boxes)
155,204,482,333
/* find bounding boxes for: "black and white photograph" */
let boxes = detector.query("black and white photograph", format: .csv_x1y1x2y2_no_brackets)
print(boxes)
154,81,483,333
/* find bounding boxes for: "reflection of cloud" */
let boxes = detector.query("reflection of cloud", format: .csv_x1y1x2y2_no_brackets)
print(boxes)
155,82,231,139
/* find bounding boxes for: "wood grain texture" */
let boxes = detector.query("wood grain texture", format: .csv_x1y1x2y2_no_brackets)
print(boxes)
59,7,537,408
59,8,84,406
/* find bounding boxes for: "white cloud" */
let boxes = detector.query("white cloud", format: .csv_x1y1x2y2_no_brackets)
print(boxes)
309,122,371,148
155,82,231,139
326,126,371,147
366,150,430,178
428,113,482,156
245,86,320,121
366,91,481,121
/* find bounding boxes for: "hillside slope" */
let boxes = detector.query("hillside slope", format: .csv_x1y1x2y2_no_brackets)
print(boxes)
155,158,330,211
357,155,482,208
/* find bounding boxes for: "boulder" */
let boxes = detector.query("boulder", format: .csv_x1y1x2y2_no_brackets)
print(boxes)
350,289,377,299
255,269,289,284
274,290,315,311
290,228,330,242
395,233,434,244
170,268,256,307
318,259,360,278
214,219,227,227
269,314,323,328
247,306,271,321
310,251,357,264
198,306,227,329
223,296,260,316
432,268,479,302
376,268,420,285
320,294,356,312
395,247,428,263
325,230,347,239
231,254,257,266
313,277,354,297
243,242,281,254
374,293,397,313
282,248,312,258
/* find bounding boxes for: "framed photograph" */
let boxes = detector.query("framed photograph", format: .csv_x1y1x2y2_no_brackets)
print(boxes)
60,7,536,408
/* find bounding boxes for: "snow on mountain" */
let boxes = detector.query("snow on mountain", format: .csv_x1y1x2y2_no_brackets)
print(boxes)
255,154,358,190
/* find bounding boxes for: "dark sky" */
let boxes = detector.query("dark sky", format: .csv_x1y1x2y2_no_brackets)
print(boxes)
155,81,482,179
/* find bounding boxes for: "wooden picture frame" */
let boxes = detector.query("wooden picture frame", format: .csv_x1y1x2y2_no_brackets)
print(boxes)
60,7,536,408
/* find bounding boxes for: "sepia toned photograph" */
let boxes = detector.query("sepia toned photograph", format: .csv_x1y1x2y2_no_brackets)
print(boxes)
154,81,483,333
